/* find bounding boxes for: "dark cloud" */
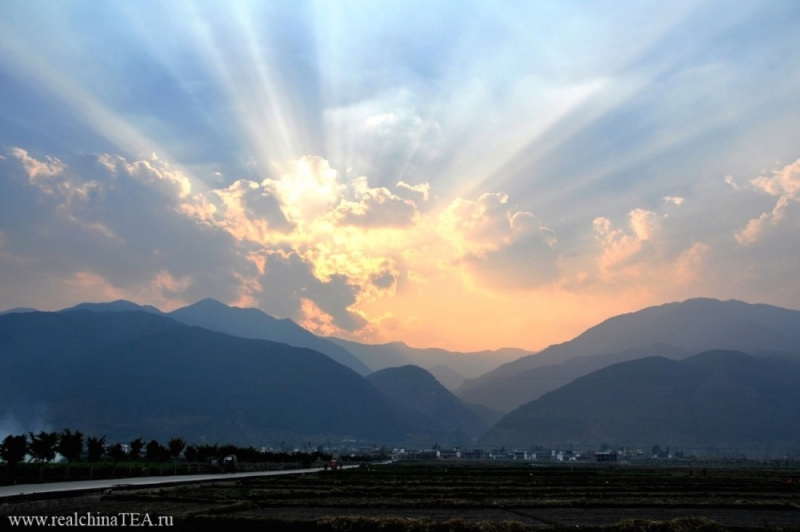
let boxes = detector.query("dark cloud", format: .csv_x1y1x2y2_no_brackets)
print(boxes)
371,271,395,289
234,180,295,232
257,251,366,332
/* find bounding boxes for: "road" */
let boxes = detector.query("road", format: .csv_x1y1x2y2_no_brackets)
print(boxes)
0,465,357,503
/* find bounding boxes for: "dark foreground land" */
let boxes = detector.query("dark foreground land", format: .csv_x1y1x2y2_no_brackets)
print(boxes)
3,462,800,530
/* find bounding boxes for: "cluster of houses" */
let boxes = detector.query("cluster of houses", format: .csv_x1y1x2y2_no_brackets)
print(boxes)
252,441,695,464
387,447,629,462
379,447,690,463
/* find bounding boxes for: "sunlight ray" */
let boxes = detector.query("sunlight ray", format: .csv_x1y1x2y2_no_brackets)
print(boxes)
0,27,209,195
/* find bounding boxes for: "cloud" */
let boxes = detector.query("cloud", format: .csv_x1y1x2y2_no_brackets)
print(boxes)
0,148,246,310
438,192,513,256
4,143,579,339
396,181,430,202
4,141,798,352
663,196,684,205
5,146,573,339
593,208,660,271
100,153,193,199
436,192,559,289
735,158,800,245
336,177,419,228
323,93,445,186
9,147,101,211
253,250,366,332
10,147,67,182
212,179,294,241
581,206,712,300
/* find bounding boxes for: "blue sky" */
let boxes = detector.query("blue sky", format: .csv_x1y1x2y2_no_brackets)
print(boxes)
1,0,800,350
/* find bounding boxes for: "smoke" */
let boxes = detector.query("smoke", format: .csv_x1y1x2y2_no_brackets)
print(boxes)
0,406,53,440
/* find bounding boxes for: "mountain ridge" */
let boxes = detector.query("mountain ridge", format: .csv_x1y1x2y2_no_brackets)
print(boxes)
481,349,800,454
458,298,800,413
0,310,437,444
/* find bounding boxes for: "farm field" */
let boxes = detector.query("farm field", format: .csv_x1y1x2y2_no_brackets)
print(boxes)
4,462,800,530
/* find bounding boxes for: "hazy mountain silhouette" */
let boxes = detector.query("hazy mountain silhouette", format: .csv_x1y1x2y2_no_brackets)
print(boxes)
481,350,800,455
59,298,370,375
167,298,370,375
329,338,528,386
66,300,164,314
459,298,800,412
0,311,434,444
427,364,467,391
366,365,487,442
460,344,689,413
0,307,38,315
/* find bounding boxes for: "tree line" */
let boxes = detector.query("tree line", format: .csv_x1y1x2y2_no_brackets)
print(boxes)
0,429,334,468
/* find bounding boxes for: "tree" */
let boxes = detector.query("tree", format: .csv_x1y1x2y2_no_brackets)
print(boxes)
145,440,169,462
107,443,127,461
168,437,186,459
184,445,198,463
57,429,84,463
87,436,106,462
651,444,662,457
0,434,28,467
129,438,144,460
28,431,58,463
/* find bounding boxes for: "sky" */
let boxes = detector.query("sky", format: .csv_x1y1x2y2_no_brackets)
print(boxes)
1,0,800,352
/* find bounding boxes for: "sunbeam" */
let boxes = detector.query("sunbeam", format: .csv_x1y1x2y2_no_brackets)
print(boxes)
2,0,800,350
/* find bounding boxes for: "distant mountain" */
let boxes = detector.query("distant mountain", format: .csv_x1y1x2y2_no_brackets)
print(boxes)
458,298,800,413
0,307,37,315
65,299,164,314
481,350,800,455
427,365,467,391
0,311,433,444
167,299,371,375
57,298,370,376
459,344,689,413
366,365,487,443
329,338,528,386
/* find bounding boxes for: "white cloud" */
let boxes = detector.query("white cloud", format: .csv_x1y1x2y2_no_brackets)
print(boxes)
593,208,660,271
336,185,418,227
735,158,800,245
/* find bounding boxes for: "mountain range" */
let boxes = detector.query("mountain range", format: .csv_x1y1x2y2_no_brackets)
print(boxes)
0,310,442,444
3,296,800,452
457,298,800,413
329,337,528,390
481,350,800,454
66,298,372,376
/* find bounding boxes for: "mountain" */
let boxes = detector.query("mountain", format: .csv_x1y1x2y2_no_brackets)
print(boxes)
329,338,528,387
57,298,370,376
458,298,800,412
366,365,487,443
427,365,467,391
167,299,371,376
0,311,433,444
66,299,164,314
459,344,689,413
481,350,800,455
0,307,38,315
